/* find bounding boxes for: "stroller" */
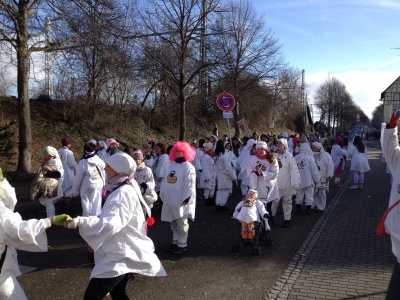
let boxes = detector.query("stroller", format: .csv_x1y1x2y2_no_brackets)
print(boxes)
231,193,273,255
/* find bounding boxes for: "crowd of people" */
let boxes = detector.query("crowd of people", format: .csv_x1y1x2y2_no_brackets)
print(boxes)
0,127,373,299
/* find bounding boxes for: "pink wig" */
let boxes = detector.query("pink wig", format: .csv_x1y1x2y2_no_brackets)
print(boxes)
169,141,196,162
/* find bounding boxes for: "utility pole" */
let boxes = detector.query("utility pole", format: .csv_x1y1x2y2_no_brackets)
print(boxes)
301,69,305,133
44,16,53,98
200,0,208,110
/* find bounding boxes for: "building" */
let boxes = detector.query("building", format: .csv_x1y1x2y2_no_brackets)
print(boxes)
380,75,400,122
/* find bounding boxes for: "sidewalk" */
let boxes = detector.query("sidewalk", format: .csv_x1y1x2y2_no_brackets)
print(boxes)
267,143,400,300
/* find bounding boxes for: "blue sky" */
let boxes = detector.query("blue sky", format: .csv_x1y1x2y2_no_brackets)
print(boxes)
253,0,400,119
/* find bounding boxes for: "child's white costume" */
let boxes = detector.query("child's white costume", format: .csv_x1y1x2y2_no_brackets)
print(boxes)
134,161,158,207
312,142,334,211
247,142,279,203
272,138,300,225
58,145,77,198
295,143,321,214
38,146,64,217
236,139,257,196
215,151,236,208
233,189,269,240
199,142,216,202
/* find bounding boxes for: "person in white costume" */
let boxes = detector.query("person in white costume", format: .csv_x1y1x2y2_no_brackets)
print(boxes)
381,110,400,264
331,136,348,188
133,150,157,207
236,139,257,197
154,143,169,208
96,141,108,162
232,189,269,243
160,141,196,254
72,140,106,261
214,140,237,211
347,135,370,189
271,138,300,228
193,139,205,190
38,146,64,218
0,169,70,300
311,142,334,212
142,144,155,169
199,142,216,206
67,152,166,299
58,137,77,210
72,140,105,218
224,140,238,195
247,141,279,217
294,143,321,215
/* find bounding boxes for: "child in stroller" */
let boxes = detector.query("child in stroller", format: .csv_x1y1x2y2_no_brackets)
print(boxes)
231,189,273,255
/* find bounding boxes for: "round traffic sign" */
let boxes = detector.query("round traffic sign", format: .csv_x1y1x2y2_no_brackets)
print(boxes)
216,92,236,111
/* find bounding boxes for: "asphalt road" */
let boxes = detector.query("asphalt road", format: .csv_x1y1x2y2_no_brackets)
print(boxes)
14,156,351,300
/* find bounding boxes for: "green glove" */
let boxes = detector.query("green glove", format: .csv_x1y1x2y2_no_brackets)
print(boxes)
52,214,71,226
0,168,3,180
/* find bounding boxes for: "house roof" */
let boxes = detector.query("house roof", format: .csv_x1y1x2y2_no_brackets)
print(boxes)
381,75,400,100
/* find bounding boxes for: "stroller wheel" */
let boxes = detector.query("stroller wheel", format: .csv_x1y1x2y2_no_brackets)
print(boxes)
231,245,240,253
252,247,261,255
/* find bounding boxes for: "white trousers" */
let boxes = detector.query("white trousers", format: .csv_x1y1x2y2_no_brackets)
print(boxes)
170,215,189,247
313,188,327,210
215,189,230,206
295,186,314,206
271,195,293,221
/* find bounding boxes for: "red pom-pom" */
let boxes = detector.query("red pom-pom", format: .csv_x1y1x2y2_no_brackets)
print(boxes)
146,217,155,226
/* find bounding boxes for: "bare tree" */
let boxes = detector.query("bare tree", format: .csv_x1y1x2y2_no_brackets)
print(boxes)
0,0,83,172
137,0,222,141
211,0,283,134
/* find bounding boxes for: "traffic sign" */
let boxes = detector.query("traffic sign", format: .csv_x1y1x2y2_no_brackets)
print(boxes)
216,92,235,111
223,111,233,119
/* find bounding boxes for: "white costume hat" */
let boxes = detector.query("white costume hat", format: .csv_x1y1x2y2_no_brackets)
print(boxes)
106,152,136,177
256,141,268,150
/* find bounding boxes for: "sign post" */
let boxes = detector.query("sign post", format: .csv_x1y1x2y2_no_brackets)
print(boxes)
216,92,237,184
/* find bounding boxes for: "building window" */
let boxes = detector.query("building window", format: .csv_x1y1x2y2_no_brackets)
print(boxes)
395,93,400,101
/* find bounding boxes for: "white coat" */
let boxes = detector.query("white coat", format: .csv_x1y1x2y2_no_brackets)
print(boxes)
233,199,268,223
247,155,279,202
134,163,157,206
295,150,320,189
160,161,196,222
38,158,64,206
381,124,400,263
331,144,348,168
0,179,50,300
313,149,334,188
276,150,300,197
155,153,169,192
215,152,236,191
58,146,77,196
73,155,105,217
199,153,215,190
96,149,108,162
347,144,370,173
78,183,167,279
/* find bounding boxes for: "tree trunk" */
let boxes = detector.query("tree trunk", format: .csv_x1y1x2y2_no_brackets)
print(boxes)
179,87,186,141
16,8,32,173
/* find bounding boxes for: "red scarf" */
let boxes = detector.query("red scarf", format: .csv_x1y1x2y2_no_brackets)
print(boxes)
205,150,215,158
255,152,267,160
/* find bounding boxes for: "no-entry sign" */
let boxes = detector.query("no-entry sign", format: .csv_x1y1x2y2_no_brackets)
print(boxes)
216,92,235,111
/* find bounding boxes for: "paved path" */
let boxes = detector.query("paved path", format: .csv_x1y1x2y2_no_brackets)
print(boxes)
268,144,400,300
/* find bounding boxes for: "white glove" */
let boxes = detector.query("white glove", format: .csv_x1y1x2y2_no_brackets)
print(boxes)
67,217,82,229
292,184,299,190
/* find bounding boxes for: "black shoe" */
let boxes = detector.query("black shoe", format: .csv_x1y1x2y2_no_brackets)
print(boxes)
206,198,214,206
87,252,94,263
282,220,291,228
269,215,275,226
296,204,302,214
167,244,178,252
306,205,311,215
218,205,230,212
171,245,187,254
